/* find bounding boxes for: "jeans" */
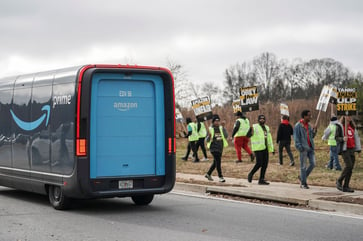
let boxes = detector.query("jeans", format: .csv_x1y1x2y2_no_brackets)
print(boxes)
326,145,342,170
299,148,315,186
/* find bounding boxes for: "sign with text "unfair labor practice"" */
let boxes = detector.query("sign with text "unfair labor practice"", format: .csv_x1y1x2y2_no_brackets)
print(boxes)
191,96,213,121
240,86,259,112
337,88,357,116
316,85,337,112
280,103,289,116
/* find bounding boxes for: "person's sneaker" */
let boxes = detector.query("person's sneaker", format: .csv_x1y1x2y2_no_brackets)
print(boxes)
258,180,270,185
202,158,209,161
336,180,343,191
325,165,333,170
290,162,295,166
235,160,242,163
192,159,200,163
250,153,255,162
181,157,187,161
334,167,342,171
300,184,309,189
247,174,252,183
204,174,213,181
219,177,226,183
279,163,283,166
343,187,354,193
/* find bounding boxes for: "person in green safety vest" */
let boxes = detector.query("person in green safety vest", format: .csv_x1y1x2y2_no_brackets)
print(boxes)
322,116,343,171
204,115,229,183
231,111,255,163
181,117,200,162
196,120,209,161
247,114,274,185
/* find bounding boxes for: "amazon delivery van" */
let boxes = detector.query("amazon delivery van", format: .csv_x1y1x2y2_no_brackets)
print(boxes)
0,64,176,209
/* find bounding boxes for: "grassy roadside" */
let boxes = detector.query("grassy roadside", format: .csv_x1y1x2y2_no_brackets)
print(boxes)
175,134,363,190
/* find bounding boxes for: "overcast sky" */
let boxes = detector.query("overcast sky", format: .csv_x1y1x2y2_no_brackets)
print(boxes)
1,0,362,85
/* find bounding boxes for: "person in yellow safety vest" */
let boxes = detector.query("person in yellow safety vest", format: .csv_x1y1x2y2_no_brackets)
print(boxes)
231,111,255,163
196,120,209,161
181,117,200,162
322,116,343,170
247,114,274,185
204,115,229,183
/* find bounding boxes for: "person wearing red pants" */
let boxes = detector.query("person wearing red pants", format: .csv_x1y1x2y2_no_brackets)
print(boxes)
231,111,254,163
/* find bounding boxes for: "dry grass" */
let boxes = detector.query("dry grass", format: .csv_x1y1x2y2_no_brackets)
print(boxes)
176,133,363,190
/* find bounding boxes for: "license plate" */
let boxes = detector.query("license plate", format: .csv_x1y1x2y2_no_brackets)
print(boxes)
118,180,133,189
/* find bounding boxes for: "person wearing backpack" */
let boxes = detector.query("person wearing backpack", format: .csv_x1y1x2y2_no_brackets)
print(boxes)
322,116,342,171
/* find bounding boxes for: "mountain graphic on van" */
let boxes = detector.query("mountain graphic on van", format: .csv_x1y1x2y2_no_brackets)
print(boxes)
10,105,50,131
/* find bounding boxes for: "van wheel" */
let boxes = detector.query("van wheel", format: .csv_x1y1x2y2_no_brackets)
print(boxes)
48,185,71,210
131,194,154,205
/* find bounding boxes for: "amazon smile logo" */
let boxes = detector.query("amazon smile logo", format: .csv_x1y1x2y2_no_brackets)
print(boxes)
10,105,50,131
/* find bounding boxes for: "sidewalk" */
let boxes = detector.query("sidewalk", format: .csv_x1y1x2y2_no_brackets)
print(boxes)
175,173,363,216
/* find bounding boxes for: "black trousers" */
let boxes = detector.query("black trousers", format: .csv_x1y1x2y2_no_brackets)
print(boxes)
183,141,199,161
278,140,294,164
248,149,269,182
338,148,356,188
196,137,208,158
207,151,223,178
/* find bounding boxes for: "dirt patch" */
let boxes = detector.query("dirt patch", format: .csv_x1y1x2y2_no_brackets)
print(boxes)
318,196,363,205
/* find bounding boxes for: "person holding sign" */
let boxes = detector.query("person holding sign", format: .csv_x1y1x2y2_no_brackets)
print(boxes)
181,117,200,162
336,116,361,193
293,110,316,189
231,111,254,163
196,120,209,161
276,115,295,166
204,115,228,183
247,115,274,185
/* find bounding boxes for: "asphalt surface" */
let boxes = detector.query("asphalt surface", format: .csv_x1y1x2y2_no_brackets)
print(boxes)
175,173,363,216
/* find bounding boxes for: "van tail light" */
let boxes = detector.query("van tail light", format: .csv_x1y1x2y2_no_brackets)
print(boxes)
76,139,87,156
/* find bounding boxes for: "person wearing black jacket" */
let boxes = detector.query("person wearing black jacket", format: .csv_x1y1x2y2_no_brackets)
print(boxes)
276,115,295,166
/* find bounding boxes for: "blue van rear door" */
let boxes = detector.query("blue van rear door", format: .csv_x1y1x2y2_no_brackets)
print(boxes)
89,73,165,178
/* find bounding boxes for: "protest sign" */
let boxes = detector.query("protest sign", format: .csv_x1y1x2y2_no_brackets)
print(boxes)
191,96,213,121
232,99,242,114
337,88,357,116
280,103,289,116
239,86,259,112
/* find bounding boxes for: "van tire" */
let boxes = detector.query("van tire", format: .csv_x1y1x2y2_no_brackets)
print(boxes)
131,194,154,205
48,185,71,210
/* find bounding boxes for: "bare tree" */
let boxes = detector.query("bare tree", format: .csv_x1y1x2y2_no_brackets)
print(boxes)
252,52,281,101
166,58,195,108
222,62,253,103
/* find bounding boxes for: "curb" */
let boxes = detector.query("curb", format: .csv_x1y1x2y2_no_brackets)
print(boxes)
174,182,363,215
206,186,309,205
309,199,363,215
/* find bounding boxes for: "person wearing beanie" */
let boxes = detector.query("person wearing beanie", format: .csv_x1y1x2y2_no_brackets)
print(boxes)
276,115,294,166
205,115,229,183
322,116,343,171
293,110,316,189
231,111,255,163
336,116,361,193
247,114,274,185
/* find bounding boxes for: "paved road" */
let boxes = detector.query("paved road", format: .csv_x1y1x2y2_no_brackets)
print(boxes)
0,187,362,241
